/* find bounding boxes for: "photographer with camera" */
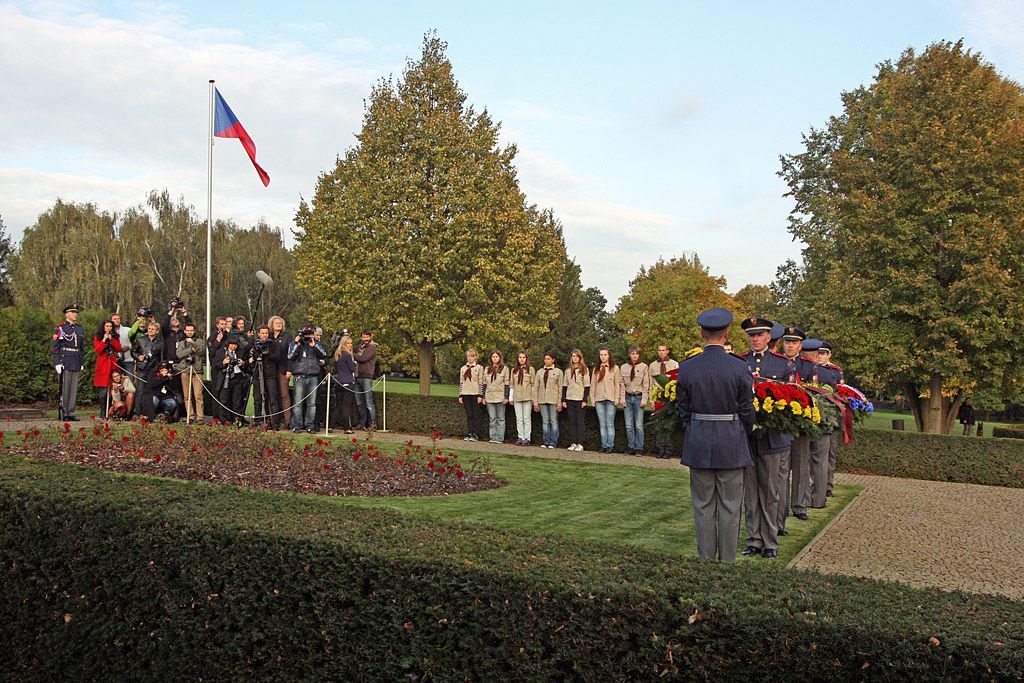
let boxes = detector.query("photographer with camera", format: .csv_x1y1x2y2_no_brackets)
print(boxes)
132,321,165,375
162,297,192,357
175,321,205,423
247,325,281,428
108,369,135,420
128,306,155,344
288,325,327,434
207,316,230,422
92,319,123,418
110,311,135,395
233,317,253,359
214,333,250,427
138,360,179,423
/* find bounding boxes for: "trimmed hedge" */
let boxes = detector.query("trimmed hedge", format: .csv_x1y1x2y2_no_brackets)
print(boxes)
992,425,1024,440
837,428,1024,488
2,454,1022,680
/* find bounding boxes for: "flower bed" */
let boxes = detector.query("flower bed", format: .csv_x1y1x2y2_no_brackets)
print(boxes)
0,420,501,497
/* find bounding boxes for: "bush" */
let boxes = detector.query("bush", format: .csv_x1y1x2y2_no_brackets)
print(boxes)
991,425,1024,439
839,428,1024,488
3,454,1023,680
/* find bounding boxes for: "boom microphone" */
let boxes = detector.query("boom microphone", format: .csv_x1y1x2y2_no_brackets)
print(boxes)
255,270,274,287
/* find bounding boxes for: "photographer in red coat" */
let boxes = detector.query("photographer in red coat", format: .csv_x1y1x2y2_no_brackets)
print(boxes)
93,319,123,419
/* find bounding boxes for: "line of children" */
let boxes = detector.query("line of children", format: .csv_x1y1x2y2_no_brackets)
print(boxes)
456,345,671,452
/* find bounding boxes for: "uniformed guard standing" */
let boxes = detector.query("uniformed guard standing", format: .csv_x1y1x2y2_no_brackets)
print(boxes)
816,341,844,498
51,304,86,421
779,326,819,532
677,308,755,562
738,317,795,558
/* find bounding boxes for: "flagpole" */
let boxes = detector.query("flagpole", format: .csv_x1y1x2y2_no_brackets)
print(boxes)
206,79,215,381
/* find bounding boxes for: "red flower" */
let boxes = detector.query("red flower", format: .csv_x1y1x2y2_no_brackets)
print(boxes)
427,461,435,469
437,467,446,474
323,463,330,470
63,422,70,430
191,445,199,452
93,428,100,436
15,430,21,436
455,471,464,479
32,429,40,437
353,453,361,462
154,454,162,463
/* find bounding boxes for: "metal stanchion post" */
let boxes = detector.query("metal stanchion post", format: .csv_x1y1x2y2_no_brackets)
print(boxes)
324,375,331,436
381,374,387,432
186,368,194,424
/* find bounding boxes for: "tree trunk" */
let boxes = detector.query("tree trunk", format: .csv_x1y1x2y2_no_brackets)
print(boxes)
416,340,435,396
906,383,925,432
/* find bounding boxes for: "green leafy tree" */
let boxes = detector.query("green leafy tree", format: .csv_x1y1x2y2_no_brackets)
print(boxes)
779,40,1024,433
0,213,12,306
614,254,740,358
733,283,778,322
294,34,566,394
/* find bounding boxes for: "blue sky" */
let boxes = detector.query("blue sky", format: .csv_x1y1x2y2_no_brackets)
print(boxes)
2,1,1022,306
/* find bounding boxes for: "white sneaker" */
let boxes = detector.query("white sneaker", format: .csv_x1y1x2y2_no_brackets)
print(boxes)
576,444,585,452
567,444,576,451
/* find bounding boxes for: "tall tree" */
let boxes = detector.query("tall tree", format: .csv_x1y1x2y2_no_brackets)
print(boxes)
0,214,13,306
294,33,566,394
779,40,1024,434
614,254,740,357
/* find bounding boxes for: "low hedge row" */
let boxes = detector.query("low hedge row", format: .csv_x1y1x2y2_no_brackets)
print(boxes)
2,454,1022,680
381,392,1024,488
991,425,1024,440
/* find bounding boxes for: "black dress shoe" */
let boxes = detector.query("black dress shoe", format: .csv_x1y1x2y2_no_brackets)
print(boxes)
67,416,80,421
794,512,809,521
741,546,762,557
778,529,789,536
826,490,834,497
762,549,779,560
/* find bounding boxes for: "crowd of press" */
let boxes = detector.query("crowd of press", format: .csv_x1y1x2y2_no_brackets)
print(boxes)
49,300,381,434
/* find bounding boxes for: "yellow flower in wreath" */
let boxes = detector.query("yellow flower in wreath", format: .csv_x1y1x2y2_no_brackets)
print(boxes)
752,397,760,411
790,400,802,415
763,397,774,413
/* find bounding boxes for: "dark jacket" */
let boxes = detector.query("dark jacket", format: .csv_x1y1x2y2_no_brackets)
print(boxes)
353,340,379,379
133,334,165,373
270,330,291,375
213,346,250,389
248,338,280,373
288,338,328,376
333,353,357,385
50,320,86,372
739,350,795,455
676,345,755,470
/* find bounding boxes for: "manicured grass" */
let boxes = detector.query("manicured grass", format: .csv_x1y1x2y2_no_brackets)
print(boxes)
341,444,859,563
374,377,459,397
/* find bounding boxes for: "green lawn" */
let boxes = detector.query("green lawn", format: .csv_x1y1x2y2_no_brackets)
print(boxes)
341,444,859,564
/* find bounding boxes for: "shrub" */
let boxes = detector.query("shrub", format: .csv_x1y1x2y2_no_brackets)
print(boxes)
838,428,1024,488
1,454,1022,680
991,425,1024,439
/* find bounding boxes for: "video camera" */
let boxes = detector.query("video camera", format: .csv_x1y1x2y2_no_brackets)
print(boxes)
300,325,317,339
169,296,185,310
136,306,153,319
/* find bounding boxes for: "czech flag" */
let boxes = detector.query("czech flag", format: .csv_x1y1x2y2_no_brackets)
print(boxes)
214,89,270,187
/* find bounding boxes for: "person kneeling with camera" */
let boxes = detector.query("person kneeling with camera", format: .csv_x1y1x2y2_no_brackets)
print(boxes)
138,360,179,423
288,325,327,434
215,334,250,427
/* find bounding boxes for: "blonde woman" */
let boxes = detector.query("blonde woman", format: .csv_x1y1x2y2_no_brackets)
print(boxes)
267,316,292,429
561,348,590,452
591,346,624,453
458,348,485,441
510,350,535,445
331,335,358,433
482,349,511,443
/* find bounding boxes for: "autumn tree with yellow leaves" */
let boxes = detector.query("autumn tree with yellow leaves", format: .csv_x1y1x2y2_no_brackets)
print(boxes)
295,34,566,395
779,41,1024,434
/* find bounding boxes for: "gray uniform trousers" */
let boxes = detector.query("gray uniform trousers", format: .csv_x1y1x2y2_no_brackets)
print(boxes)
743,446,782,551
778,434,811,530
60,370,81,418
826,431,839,494
810,432,831,508
690,467,745,562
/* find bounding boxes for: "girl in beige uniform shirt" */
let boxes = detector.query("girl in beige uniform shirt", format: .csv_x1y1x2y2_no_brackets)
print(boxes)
591,347,624,453
457,348,485,441
510,350,535,445
482,350,511,443
561,349,590,452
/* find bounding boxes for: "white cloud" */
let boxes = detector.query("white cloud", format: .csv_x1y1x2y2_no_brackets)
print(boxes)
0,4,382,241
950,0,1024,73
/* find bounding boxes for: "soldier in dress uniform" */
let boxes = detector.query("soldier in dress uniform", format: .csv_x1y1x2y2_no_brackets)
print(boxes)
649,344,679,458
738,317,795,557
50,304,86,421
816,341,844,497
677,308,755,562
779,326,819,531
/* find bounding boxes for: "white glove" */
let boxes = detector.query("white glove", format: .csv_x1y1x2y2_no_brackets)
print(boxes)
55,364,63,374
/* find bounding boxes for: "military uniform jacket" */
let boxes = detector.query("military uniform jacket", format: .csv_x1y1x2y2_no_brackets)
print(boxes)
533,366,564,404
740,350,794,455
458,364,484,396
816,363,843,389
676,345,755,469
482,365,511,403
51,321,85,372
789,355,820,384
509,365,534,402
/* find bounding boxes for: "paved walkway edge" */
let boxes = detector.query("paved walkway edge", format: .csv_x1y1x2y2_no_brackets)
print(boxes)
786,483,867,569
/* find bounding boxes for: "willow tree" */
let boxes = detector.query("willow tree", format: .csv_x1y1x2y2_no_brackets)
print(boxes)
295,34,566,394
779,41,1024,434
